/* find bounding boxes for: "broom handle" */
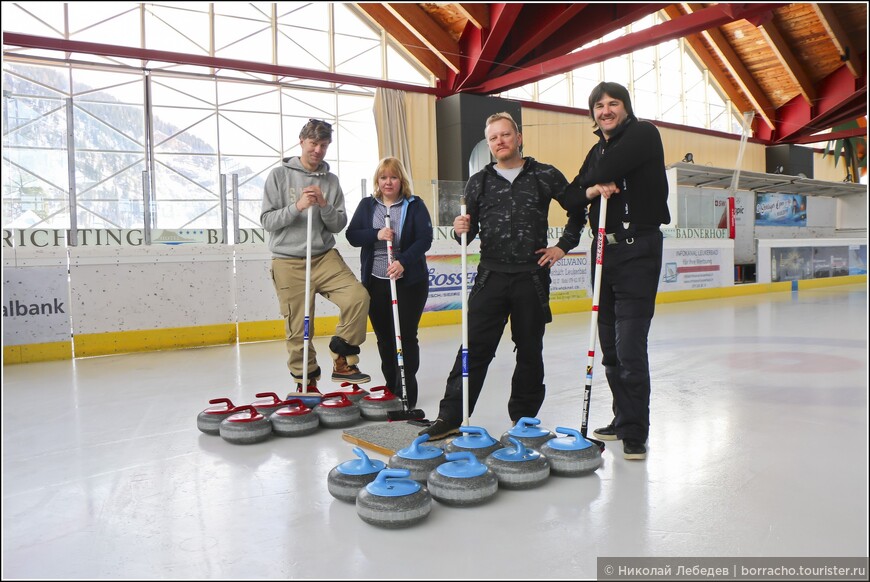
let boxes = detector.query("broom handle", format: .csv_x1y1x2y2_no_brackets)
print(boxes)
384,211,408,409
460,196,470,426
582,194,608,438
301,205,313,394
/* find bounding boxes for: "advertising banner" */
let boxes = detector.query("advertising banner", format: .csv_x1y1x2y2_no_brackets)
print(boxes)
423,250,589,311
424,254,479,311
755,192,807,226
770,244,865,281
3,265,72,346
660,247,728,291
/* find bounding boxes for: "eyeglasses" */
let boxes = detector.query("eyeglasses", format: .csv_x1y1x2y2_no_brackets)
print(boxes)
308,118,332,129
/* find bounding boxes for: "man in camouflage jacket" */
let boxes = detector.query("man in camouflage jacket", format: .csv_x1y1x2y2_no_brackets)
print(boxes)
421,112,586,439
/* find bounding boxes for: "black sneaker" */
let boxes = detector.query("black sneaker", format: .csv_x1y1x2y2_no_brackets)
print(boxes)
417,418,460,441
623,439,647,460
592,424,620,441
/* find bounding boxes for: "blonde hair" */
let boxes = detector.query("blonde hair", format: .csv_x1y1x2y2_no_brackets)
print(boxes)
485,111,519,135
373,157,413,200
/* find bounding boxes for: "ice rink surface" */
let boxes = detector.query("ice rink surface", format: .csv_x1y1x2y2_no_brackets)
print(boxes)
2,283,867,579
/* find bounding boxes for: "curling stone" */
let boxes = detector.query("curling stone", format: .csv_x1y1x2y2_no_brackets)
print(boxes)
196,398,237,435
540,426,602,476
388,434,447,483
427,451,498,507
251,392,287,418
484,437,550,490
270,398,319,437
288,384,323,409
314,392,361,429
500,417,556,450
358,386,404,421
356,468,432,529
327,447,386,503
445,426,504,461
219,405,272,444
338,381,370,403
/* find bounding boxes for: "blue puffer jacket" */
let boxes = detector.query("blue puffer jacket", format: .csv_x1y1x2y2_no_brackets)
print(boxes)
346,195,434,286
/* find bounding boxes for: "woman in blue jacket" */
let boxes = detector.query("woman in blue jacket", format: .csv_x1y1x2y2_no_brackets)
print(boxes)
347,157,433,408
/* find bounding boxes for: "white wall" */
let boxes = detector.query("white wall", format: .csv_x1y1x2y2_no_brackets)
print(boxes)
68,246,236,335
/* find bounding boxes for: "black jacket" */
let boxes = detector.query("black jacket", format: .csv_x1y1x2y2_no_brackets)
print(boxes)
460,157,585,272
568,116,670,235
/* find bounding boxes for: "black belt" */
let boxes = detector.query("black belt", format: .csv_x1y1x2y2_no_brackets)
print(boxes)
603,226,659,245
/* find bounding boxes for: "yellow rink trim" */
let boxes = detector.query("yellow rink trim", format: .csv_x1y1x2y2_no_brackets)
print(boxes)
72,324,238,358
3,341,72,364
3,275,865,364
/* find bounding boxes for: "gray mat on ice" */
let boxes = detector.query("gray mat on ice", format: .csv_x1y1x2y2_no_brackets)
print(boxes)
342,421,454,456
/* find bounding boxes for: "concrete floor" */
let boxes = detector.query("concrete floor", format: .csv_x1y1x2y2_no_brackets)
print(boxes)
2,283,867,579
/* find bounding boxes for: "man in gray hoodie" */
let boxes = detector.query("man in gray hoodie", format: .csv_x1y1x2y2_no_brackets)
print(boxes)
261,119,371,393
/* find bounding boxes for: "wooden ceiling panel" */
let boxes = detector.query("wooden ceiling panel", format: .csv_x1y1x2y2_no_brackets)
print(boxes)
721,19,799,109
777,4,853,83
813,3,862,76
418,3,468,43
758,19,816,106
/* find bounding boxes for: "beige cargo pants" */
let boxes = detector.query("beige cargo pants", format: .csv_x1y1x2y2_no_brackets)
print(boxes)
270,249,369,380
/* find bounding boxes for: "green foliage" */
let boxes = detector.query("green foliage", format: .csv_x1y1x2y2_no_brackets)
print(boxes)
823,119,867,182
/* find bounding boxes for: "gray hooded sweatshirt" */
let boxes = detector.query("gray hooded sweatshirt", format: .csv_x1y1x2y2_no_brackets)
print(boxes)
260,157,348,258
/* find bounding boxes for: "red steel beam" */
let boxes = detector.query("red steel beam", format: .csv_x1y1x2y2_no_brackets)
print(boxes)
455,3,523,91
763,60,867,144
2,32,444,96
465,3,782,94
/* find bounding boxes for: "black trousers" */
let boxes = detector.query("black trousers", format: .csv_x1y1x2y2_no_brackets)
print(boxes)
592,230,663,442
437,268,552,425
366,276,429,409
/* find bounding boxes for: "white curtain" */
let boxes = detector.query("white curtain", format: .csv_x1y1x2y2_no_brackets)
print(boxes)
373,87,414,184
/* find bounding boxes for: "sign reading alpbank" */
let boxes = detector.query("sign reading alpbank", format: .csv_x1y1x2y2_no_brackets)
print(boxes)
3,265,72,347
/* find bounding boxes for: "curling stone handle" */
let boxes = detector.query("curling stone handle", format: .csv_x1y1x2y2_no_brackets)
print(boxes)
284,398,305,408
517,417,540,428
507,436,528,455
352,447,378,471
555,426,582,440
321,392,351,404
207,398,235,409
374,468,411,485
412,434,430,449
445,451,479,465
232,405,259,418
254,392,282,404
458,426,486,438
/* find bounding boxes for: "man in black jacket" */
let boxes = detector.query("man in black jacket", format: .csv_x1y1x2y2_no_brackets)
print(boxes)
421,112,585,440
571,82,670,460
